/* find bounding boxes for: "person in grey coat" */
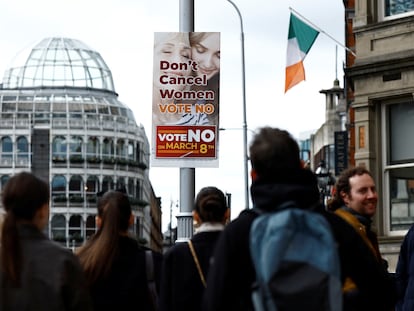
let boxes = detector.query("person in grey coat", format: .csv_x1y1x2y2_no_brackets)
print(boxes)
0,172,92,311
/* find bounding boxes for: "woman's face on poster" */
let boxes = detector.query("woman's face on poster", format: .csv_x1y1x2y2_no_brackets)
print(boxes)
191,33,220,81
153,33,192,91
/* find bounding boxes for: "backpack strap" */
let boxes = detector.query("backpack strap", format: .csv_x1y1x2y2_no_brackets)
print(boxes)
252,200,318,215
145,250,158,310
187,240,207,288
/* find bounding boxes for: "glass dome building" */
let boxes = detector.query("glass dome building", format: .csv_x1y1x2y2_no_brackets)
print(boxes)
0,37,160,249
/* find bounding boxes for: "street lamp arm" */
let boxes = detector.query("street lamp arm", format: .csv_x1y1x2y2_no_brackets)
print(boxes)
227,0,244,34
226,0,249,210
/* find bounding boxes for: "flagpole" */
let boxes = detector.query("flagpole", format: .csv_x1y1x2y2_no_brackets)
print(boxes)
289,7,356,57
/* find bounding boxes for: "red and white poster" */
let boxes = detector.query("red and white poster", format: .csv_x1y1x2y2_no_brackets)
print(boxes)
152,32,220,167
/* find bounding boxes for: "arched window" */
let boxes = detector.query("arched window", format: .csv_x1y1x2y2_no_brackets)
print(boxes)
1,137,13,160
128,142,135,161
86,175,99,194
86,136,99,158
1,175,9,191
69,175,83,200
69,215,83,246
116,139,126,158
116,177,126,192
17,136,29,160
52,136,67,161
136,179,141,199
86,216,96,239
51,175,66,198
70,136,83,155
136,143,141,162
128,178,134,197
102,176,114,193
102,138,114,159
51,214,66,243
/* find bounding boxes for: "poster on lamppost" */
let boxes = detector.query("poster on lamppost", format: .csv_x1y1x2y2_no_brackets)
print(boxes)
151,32,220,168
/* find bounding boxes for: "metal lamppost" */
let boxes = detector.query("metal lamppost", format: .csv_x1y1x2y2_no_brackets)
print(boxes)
226,0,249,210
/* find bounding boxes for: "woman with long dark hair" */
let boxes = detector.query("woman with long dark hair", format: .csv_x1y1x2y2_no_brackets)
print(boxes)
0,171,92,310
159,186,229,311
76,190,162,311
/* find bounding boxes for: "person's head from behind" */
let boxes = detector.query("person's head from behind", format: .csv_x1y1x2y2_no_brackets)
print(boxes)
1,172,49,286
249,127,301,181
328,166,377,217
189,32,220,81
96,190,132,234
153,32,192,91
2,171,49,229
193,186,229,225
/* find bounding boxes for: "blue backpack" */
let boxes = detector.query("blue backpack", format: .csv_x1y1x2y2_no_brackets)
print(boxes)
249,202,342,311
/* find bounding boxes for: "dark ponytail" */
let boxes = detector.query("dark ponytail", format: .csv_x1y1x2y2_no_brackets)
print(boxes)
77,191,131,284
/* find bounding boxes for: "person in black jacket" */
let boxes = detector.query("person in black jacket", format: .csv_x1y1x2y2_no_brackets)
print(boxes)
202,126,396,311
394,223,414,310
76,190,162,311
327,166,396,310
159,186,229,311
0,172,92,311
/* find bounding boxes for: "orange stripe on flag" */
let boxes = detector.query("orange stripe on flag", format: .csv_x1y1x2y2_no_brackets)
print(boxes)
285,61,305,93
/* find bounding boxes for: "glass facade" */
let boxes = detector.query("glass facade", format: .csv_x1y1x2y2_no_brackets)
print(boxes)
0,37,151,247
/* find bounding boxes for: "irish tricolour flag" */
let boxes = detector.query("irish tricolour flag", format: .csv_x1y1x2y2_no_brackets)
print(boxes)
285,13,319,93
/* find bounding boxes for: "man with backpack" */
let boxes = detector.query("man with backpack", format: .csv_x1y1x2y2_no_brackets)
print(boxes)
202,127,396,311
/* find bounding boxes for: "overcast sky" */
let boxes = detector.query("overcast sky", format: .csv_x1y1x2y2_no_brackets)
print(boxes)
0,0,345,230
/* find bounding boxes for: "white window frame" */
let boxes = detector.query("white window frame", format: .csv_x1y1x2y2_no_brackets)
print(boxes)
379,0,414,21
382,99,414,236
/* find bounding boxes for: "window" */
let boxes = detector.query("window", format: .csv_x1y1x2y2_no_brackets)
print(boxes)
136,180,142,199
69,175,83,199
384,99,414,232
1,137,13,159
128,142,135,161
86,216,96,239
86,136,99,157
52,136,67,161
86,176,99,194
51,214,66,243
102,176,114,193
116,177,126,191
116,139,126,158
17,136,29,162
52,175,66,198
1,175,9,190
128,179,135,197
69,215,83,246
381,0,414,20
70,136,83,154
102,138,114,159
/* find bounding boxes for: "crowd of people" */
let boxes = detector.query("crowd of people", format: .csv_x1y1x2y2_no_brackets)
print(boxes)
2,126,414,310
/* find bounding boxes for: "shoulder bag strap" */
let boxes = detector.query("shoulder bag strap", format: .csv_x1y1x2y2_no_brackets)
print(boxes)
334,209,381,260
187,240,207,288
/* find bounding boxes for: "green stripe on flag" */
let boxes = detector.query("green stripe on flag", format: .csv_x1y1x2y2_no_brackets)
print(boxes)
288,13,319,55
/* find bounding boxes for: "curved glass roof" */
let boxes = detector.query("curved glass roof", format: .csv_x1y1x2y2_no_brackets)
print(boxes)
2,37,115,92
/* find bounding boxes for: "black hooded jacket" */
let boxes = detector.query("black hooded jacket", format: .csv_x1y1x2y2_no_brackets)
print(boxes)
202,169,396,311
